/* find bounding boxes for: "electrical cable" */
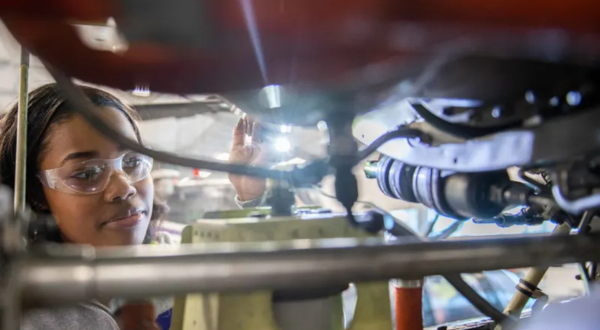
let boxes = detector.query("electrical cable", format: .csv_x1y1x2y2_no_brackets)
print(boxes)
578,263,592,296
356,127,424,161
444,274,515,327
49,67,413,186
410,103,519,139
47,67,324,182
430,221,462,240
317,188,514,327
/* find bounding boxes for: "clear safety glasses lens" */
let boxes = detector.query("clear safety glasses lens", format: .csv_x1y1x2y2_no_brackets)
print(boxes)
39,152,153,194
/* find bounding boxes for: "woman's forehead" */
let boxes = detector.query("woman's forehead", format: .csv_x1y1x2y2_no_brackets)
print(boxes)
40,108,138,168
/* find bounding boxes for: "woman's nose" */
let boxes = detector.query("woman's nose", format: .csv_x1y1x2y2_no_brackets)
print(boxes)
104,172,137,202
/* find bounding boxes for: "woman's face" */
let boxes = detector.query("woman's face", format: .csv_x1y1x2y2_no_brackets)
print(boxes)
39,108,154,246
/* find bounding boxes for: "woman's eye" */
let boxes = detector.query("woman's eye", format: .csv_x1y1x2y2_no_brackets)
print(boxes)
123,157,143,168
71,167,102,180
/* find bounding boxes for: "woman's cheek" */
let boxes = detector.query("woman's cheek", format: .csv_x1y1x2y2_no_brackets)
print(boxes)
45,192,101,244
135,177,154,210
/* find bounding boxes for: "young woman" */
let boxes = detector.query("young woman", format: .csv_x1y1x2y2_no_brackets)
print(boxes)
0,83,267,329
0,83,169,329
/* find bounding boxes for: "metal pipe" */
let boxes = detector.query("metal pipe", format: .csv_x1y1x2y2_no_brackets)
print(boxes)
14,49,29,214
500,223,572,321
18,234,600,305
2,48,29,330
577,211,595,296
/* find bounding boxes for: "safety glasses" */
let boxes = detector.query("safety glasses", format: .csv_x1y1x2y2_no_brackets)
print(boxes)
39,152,153,195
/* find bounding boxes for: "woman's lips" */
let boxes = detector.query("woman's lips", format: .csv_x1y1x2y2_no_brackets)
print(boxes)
104,212,144,229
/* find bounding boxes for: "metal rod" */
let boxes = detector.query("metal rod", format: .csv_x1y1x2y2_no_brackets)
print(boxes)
3,48,29,330
577,211,595,295
578,263,592,296
14,49,29,214
500,223,571,321
18,234,600,305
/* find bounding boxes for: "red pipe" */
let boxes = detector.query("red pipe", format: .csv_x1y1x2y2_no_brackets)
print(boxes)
394,280,423,330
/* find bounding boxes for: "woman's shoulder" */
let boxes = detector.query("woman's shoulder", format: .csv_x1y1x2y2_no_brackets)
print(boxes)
22,302,119,330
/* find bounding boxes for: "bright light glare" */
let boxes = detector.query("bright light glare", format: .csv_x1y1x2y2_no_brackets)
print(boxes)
132,86,151,97
280,125,292,133
274,137,291,152
195,170,212,179
317,120,328,131
215,153,230,161
288,157,305,164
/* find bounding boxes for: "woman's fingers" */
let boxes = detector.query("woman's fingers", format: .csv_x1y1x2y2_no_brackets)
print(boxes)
231,118,245,150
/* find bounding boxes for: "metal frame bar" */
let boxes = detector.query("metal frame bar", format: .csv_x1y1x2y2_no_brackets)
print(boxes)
2,48,29,330
14,49,28,214
16,233,600,307
500,223,571,320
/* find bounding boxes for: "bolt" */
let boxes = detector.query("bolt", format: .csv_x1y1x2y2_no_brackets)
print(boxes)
364,160,379,179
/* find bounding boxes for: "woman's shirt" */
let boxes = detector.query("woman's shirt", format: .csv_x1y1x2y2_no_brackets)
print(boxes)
23,302,119,330
22,233,176,330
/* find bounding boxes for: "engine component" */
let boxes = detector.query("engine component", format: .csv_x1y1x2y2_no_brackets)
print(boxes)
474,204,571,228
354,102,600,173
474,207,544,228
365,156,525,220
550,161,600,214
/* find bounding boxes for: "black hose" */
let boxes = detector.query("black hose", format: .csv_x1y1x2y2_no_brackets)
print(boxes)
410,103,518,139
430,221,461,240
356,127,424,160
48,68,311,181
444,274,516,327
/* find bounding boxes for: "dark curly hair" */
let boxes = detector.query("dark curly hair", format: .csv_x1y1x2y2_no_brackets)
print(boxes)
0,83,167,243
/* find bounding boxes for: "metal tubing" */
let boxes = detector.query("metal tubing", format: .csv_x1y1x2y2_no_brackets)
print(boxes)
2,48,29,330
501,223,572,320
577,211,595,296
18,234,600,305
14,49,29,214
